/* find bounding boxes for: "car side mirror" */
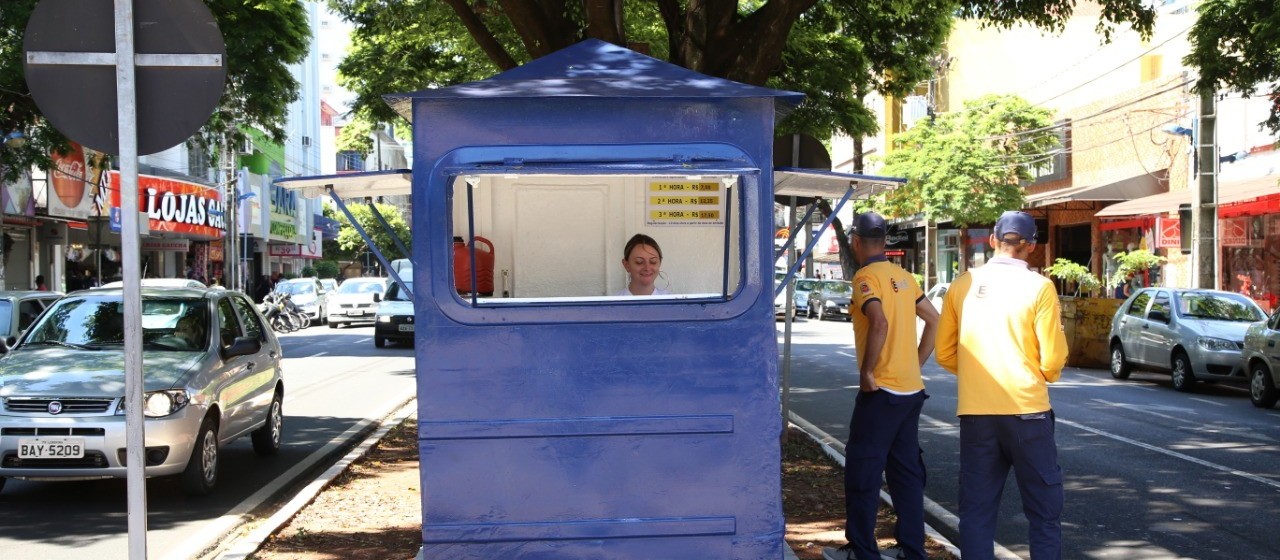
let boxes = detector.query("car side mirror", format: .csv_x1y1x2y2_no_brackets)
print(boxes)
1149,310,1170,324
0,338,9,354
373,293,382,303
222,336,262,359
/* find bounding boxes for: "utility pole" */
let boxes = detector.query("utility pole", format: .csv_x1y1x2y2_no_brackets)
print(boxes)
1194,90,1218,289
223,132,238,291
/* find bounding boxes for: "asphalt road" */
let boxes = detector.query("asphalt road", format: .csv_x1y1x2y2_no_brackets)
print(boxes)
0,325,417,560
780,317,1280,560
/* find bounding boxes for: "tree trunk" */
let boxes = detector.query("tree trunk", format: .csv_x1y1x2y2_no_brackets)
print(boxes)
442,0,520,70
817,198,856,281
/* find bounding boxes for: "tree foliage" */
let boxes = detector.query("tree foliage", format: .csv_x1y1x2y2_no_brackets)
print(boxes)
328,0,1155,145
333,202,412,261
874,94,1059,226
1185,0,1280,132
0,0,310,182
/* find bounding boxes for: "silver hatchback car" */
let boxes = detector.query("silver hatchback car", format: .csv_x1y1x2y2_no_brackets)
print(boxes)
1109,288,1267,392
0,288,284,495
1241,309,1280,408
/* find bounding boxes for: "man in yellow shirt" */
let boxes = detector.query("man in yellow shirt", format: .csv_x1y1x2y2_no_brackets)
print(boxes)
936,211,1069,560
825,212,940,560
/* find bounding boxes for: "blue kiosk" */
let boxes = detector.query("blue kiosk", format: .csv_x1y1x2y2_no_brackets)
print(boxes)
278,39,902,559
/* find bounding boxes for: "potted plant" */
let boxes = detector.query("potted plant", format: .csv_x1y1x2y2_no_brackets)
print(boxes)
1107,249,1166,292
1044,258,1102,298
1043,258,1120,369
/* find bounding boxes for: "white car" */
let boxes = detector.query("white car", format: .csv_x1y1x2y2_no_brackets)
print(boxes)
273,278,328,325
327,277,389,328
99,278,207,289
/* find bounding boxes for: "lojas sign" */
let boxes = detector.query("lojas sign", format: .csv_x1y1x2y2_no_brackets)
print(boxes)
110,172,225,238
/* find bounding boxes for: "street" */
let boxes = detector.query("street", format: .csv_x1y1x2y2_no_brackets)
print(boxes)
782,317,1280,560
0,325,416,560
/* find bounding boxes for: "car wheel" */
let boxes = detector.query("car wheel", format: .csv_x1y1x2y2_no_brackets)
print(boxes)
182,415,219,495
1249,361,1279,409
328,321,338,329
251,390,284,456
375,336,386,348
1110,342,1131,380
1171,350,1197,392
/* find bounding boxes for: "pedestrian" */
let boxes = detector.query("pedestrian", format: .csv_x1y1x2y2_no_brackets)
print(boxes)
935,211,1069,560
825,212,940,560
35,275,48,291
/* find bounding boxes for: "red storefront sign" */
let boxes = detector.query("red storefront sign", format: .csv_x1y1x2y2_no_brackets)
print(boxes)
109,171,226,239
1155,217,1181,248
1220,217,1250,247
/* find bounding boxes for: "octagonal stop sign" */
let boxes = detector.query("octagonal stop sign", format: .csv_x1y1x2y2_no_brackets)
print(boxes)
23,0,226,156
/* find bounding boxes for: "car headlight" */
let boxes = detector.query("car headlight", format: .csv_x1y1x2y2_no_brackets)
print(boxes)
1197,337,1238,351
377,315,391,323
825,300,836,307
117,390,189,418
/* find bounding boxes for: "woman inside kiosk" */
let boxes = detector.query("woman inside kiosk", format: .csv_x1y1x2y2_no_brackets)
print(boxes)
617,234,670,296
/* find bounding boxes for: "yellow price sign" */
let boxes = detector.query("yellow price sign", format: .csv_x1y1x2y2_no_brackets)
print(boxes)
650,182,720,192
649,210,721,221
650,195,721,206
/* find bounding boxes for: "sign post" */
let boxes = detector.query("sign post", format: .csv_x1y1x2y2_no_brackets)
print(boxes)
24,1,226,558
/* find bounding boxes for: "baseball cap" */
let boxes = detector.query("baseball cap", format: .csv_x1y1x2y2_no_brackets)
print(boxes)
994,211,1037,243
850,212,887,238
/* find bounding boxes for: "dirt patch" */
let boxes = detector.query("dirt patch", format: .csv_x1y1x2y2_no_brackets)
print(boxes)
249,420,955,560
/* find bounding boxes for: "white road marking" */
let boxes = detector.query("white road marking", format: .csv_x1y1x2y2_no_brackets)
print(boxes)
309,351,329,358
356,337,371,343
836,351,855,358
1058,418,1280,492
1089,399,1198,424
1189,397,1226,407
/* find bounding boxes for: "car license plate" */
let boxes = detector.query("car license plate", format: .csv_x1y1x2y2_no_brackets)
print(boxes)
347,310,365,316
18,437,85,459
397,324,415,332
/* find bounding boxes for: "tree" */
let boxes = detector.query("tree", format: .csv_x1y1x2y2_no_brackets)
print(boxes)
0,0,310,182
333,202,413,262
874,94,1059,226
1185,0,1280,132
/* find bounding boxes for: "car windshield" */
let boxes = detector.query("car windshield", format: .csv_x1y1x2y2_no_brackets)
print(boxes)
826,282,853,296
1176,292,1265,322
386,281,414,302
796,280,819,292
339,280,386,294
24,296,209,351
276,281,315,296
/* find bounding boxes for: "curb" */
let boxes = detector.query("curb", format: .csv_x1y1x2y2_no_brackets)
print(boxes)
788,411,966,559
211,398,419,560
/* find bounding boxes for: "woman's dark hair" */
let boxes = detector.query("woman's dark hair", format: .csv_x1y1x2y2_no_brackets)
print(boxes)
35,275,45,284
623,234,662,261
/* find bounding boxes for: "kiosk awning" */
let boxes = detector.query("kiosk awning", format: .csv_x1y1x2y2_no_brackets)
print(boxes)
276,167,907,201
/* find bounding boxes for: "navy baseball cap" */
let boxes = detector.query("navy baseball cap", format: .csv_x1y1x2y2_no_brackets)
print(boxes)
851,212,887,238
994,211,1037,243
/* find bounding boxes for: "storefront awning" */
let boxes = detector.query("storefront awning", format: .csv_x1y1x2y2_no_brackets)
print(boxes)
1024,171,1166,208
1096,174,1280,218
773,168,905,199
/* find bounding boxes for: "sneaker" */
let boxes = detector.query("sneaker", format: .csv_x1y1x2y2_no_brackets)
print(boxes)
822,545,855,560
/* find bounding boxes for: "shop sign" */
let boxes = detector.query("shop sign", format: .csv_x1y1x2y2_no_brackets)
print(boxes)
268,229,323,259
47,141,109,219
270,220,297,239
1220,217,1250,247
645,179,725,226
1155,217,1181,249
3,171,36,217
141,239,191,252
209,239,224,261
109,171,226,238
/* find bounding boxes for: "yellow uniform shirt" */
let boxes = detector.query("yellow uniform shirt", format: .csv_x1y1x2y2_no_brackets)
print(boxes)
936,258,1069,415
851,260,926,393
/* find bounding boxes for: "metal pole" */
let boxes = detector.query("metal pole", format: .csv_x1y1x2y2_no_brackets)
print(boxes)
114,0,148,557
781,195,797,442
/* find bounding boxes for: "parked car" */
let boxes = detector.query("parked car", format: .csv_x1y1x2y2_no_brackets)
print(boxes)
0,287,284,495
0,291,64,353
327,277,389,328
319,278,338,294
772,274,810,322
100,278,206,289
807,280,854,321
1241,309,1280,408
273,277,328,325
924,282,950,312
1109,288,1267,392
374,272,414,348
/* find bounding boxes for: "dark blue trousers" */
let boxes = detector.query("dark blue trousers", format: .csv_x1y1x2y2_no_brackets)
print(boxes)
844,390,928,560
958,412,1064,560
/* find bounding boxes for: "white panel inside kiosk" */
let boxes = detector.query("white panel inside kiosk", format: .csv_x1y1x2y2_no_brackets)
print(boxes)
452,174,742,300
